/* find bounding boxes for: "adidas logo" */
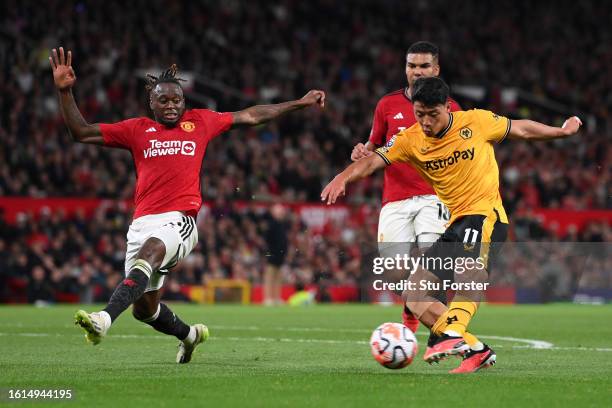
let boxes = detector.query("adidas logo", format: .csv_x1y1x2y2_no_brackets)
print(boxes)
145,127,157,133
393,112,404,119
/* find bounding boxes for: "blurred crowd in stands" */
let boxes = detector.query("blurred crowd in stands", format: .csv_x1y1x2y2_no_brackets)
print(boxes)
0,0,610,302
1,203,610,304
1,0,610,207
0,203,375,303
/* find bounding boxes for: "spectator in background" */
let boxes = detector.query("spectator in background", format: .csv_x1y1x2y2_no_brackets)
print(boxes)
1,0,609,211
262,204,289,305
94,273,121,303
0,238,9,301
288,282,315,306
162,279,192,303
27,265,55,305
0,203,609,304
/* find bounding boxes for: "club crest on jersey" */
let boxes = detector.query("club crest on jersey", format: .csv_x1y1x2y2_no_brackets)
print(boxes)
180,121,195,132
460,127,472,140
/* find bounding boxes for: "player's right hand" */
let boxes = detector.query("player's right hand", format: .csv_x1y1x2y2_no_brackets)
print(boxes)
300,90,326,108
561,116,582,136
49,47,76,91
321,175,347,205
351,143,372,161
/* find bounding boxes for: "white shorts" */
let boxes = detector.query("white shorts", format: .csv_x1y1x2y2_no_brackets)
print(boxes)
125,211,198,292
377,195,449,244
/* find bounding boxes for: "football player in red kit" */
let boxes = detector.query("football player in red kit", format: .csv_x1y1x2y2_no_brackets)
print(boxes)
50,47,325,363
351,42,460,334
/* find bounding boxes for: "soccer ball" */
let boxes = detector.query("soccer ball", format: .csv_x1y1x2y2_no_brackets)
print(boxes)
370,322,418,369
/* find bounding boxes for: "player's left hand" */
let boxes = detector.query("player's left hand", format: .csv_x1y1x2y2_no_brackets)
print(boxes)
49,47,76,91
561,116,582,136
321,175,346,205
351,143,372,161
300,90,326,108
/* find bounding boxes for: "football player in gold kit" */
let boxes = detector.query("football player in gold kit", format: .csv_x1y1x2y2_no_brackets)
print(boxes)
321,77,582,373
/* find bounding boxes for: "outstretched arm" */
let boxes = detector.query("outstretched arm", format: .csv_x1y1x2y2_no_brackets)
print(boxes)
321,154,387,205
508,116,582,141
231,90,325,128
49,47,103,144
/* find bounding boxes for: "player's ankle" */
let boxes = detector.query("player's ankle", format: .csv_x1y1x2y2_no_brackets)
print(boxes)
443,330,461,337
183,326,197,344
99,311,112,330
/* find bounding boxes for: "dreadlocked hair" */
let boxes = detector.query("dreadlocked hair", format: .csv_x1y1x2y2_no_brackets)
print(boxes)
145,64,186,92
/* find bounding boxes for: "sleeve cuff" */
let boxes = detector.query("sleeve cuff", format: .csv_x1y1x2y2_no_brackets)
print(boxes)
499,118,511,143
374,150,391,165
222,112,234,132
99,123,114,146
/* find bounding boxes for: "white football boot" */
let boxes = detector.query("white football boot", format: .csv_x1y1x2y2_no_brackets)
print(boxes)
176,324,209,364
74,310,109,345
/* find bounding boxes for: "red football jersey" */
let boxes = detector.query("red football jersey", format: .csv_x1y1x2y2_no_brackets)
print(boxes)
100,109,233,219
369,88,462,205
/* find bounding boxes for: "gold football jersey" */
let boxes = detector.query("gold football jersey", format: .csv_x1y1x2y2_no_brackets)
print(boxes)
375,109,510,224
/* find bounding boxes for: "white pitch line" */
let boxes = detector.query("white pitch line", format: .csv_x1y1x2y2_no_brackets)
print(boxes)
0,322,557,348
0,331,364,345
209,325,368,333
0,323,553,349
1,332,611,352
226,336,368,345
476,335,553,349
208,325,554,349
218,336,612,352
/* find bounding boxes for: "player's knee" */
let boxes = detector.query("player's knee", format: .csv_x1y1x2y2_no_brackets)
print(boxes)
132,303,160,323
135,237,166,271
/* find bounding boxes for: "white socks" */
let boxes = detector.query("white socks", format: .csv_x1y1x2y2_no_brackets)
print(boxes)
184,326,197,344
471,342,485,351
99,311,112,330
444,330,461,337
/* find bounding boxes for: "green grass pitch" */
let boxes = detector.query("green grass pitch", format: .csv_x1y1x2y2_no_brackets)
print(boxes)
1,304,611,407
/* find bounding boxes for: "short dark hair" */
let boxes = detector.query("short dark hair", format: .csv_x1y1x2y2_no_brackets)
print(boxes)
406,41,439,59
412,77,449,107
145,64,186,93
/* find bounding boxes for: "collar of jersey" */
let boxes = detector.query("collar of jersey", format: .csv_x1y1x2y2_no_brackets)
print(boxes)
431,113,453,139
403,87,412,102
